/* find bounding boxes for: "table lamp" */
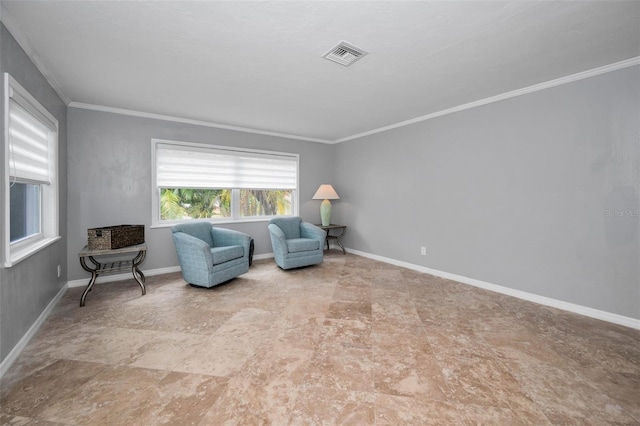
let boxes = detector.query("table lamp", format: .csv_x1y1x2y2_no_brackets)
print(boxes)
312,184,340,226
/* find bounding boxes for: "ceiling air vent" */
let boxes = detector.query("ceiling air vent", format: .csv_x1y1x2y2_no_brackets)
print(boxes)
322,41,368,67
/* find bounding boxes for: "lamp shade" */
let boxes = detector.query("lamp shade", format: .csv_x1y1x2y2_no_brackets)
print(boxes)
312,184,340,200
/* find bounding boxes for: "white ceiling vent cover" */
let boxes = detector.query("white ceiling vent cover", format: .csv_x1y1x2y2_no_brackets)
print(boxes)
322,41,368,67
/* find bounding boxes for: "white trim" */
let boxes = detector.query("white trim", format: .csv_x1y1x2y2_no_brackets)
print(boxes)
253,253,274,261
3,74,10,267
69,56,640,145
67,265,182,288
346,248,640,330
0,5,71,105
150,216,274,229
1,1,637,147
3,248,635,380
67,257,278,287
335,57,640,143
5,236,61,268
0,283,67,379
69,102,332,144
70,57,640,144
4,73,60,268
151,138,300,228
1,258,277,377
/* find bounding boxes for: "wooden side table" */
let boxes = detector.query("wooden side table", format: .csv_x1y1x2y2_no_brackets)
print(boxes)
316,224,346,254
78,243,147,307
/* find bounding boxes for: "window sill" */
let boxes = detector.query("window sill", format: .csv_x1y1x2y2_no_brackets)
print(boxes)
150,216,290,229
4,236,61,268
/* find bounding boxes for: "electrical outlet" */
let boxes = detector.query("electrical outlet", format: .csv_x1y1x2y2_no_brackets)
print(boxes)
420,246,426,256
57,265,62,278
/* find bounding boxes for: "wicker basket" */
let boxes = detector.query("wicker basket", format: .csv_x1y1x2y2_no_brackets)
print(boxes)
88,225,144,250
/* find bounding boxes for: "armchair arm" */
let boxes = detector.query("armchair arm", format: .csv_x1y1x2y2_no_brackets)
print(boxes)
268,223,288,256
301,222,326,244
172,232,214,270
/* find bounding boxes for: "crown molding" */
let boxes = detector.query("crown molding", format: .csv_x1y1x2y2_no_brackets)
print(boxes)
0,5,71,105
68,102,333,144
3,2,637,145
335,56,640,143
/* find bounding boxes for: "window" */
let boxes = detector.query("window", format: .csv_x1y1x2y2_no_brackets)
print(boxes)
151,139,298,226
10,183,41,241
3,73,59,267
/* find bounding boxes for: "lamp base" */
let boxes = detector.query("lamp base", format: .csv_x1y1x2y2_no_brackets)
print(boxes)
320,199,332,226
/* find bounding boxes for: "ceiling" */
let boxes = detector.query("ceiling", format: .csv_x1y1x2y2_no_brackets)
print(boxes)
2,1,639,143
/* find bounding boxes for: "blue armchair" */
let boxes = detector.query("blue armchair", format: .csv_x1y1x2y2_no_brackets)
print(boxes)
268,216,326,269
171,222,252,288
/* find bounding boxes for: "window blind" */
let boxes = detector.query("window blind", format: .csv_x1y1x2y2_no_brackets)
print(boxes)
8,98,52,184
156,143,297,190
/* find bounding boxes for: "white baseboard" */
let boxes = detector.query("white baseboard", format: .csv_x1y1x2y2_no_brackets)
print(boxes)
67,266,182,288
253,253,274,261
2,265,182,378
4,249,636,381
66,256,282,288
346,248,640,330
0,283,68,378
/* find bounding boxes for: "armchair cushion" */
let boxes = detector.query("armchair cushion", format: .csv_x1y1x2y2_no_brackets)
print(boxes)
211,245,244,265
287,238,320,253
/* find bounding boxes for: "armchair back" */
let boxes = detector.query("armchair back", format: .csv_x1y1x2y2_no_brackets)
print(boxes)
171,222,213,246
268,216,302,239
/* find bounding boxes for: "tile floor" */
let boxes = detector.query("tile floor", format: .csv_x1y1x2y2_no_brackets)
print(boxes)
1,252,638,425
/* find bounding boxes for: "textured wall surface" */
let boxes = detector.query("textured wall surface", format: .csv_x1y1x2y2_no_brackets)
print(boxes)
3,23,638,371
334,66,639,319
0,24,68,362
66,108,333,281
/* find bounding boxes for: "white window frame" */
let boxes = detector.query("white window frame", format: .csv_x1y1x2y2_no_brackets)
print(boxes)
151,138,299,227
3,73,60,267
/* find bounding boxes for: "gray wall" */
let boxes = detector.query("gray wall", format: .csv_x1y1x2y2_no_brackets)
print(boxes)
66,108,333,281
0,24,68,362
2,19,637,369
334,65,640,319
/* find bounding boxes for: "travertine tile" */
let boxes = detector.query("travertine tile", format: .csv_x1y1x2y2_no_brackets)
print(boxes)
200,347,312,425
269,316,325,350
38,366,226,425
290,387,375,425
0,413,67,425
373,349,448,400
508,361,639,424
319,318,371,350
326,300,372,323
1,252,638,424
0,360,111,419
374,394,551,425
303,343,375,393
